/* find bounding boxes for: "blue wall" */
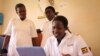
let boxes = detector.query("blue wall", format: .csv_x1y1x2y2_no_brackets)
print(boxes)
0,13,3,25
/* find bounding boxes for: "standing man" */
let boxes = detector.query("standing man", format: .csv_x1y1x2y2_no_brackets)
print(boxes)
41,6,58,46
1,3,37,56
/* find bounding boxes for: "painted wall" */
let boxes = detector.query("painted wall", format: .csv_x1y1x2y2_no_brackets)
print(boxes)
1,0,100,56
0,0,3,34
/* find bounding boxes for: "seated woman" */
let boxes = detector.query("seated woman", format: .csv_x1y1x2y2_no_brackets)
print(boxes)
44,15,93,56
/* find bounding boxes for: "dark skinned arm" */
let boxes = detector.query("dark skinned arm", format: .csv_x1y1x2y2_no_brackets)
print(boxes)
0,35,10,54
2,35,10,49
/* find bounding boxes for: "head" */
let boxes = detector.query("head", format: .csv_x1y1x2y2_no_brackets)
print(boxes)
52,15,68,39
45,6,58,21
15,3,26,20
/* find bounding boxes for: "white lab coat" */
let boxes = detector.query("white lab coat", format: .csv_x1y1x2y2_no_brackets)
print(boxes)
4,18,37,56
41,20,53,47
44,31,93,56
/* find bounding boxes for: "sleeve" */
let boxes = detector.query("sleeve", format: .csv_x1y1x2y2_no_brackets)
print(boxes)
4,19,12,36
40,22,45,31
43,38,51,56
30,21,37,38
40,21,47,31
76,35,93,56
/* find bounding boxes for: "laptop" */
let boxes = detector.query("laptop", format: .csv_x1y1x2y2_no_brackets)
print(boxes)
17,46,46,56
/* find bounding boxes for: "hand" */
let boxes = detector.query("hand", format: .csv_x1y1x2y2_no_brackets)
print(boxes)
62,53,71,56
0,49,8,54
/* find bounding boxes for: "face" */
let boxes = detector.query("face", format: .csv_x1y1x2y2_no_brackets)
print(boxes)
52,20,66,39
45,9,55,21
16,6,26,20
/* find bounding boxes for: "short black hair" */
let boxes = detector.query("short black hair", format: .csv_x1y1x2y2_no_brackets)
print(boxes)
15,3,25,11
53,15,68,30
45,6,58,15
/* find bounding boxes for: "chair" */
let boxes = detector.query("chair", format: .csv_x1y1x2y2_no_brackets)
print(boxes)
17,47,46,56
32,29,43,46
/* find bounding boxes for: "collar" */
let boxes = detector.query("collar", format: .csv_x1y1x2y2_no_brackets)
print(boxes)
65,30,73,39
18,17,27,22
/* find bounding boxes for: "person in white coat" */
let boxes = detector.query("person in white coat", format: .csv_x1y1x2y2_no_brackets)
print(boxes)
41,6,58,46
1,3,37,56
44,15,93,56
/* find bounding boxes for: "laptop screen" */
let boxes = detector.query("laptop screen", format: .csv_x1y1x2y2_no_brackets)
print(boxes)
17,46,46,56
